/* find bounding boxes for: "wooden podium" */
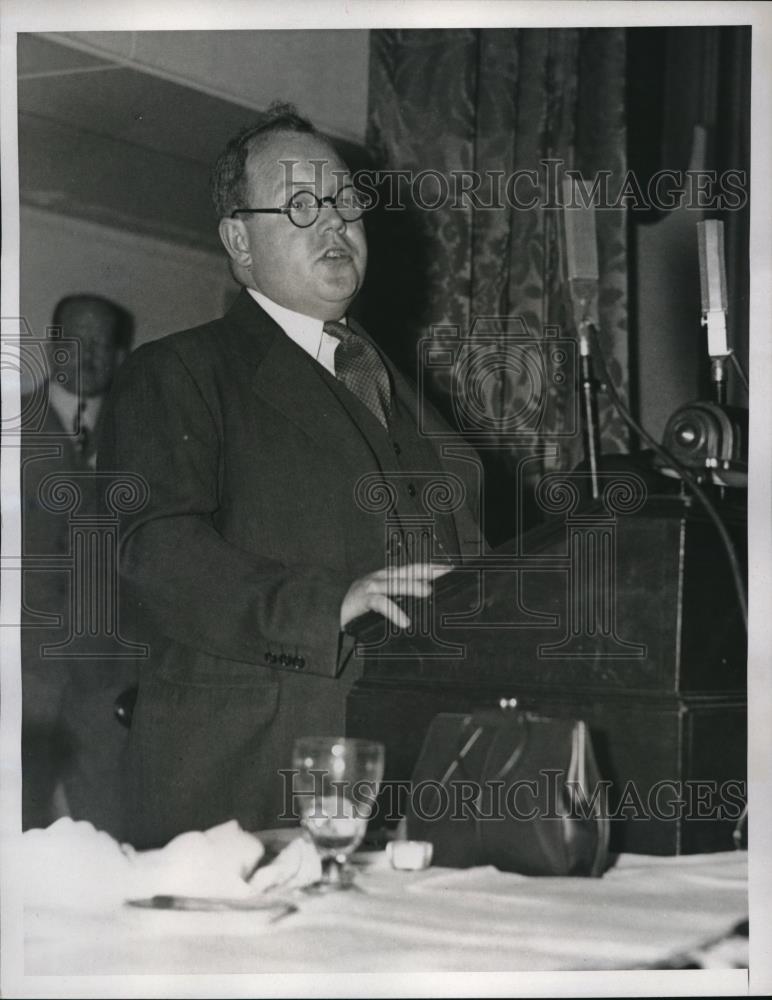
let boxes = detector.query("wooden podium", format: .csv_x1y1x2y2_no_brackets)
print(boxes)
346,488,747,855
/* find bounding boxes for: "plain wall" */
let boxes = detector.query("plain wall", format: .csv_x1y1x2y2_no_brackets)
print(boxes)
19,205,236,381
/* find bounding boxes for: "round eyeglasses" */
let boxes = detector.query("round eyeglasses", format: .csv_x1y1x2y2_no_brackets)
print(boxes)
231,185,372,229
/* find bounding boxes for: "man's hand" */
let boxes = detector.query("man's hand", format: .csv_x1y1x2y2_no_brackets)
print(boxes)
340,563,453,631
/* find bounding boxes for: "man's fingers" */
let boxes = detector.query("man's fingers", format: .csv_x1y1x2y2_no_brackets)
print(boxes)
368,593,410,630
366,575,433,594
341,563,453,630
383,579,434,599
371,562,454,583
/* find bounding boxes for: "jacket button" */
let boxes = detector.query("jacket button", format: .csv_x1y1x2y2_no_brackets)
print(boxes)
407,482,417,498
296,657,305,669
279,653,288,666
392,441,401,455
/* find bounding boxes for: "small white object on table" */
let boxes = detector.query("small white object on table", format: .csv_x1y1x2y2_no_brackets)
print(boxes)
386,839,434,870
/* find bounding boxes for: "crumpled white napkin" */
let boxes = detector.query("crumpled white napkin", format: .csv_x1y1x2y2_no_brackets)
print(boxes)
248,835,322,894
21,818,321,910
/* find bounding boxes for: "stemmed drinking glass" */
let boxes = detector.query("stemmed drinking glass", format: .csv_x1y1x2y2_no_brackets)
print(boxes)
292,736,385,892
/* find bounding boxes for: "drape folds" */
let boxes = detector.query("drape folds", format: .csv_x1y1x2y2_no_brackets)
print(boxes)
365,28,631,531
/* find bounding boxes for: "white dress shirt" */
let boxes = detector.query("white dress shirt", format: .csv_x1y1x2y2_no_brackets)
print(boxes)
247,288,342,377
47,381,102,436
47,382,103,467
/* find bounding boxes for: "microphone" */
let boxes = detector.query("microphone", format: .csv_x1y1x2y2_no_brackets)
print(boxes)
655,219,747,488
655,218,746,487
696,219,729,403
563,178,600,339
563,178,601,499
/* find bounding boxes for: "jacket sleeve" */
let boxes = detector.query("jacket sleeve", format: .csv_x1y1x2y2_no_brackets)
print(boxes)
97,339,352,679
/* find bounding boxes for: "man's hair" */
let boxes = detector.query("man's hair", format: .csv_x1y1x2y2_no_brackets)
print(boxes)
210,102,322,219
51,294,133,351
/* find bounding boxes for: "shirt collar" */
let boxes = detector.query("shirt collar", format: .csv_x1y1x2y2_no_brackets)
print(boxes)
47,381,102,433
247,288,345,350
247,288,345,375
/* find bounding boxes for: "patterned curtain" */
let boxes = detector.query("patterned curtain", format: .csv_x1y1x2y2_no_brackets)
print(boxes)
364,29,630,539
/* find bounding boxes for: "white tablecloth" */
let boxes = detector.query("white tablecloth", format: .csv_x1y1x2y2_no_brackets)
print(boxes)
24,847,747,975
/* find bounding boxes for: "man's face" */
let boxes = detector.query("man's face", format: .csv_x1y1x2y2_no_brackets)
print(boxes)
51,303,120,398
236,132,367,320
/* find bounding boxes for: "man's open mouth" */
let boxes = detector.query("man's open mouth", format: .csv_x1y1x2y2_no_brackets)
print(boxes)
320,247,351,260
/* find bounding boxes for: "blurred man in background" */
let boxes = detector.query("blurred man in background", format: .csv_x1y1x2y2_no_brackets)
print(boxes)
21,294,135,836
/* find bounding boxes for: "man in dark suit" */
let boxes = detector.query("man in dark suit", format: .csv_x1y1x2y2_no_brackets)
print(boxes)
99,105,482,848
22,294,135,834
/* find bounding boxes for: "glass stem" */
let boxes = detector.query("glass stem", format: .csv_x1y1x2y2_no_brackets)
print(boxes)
321,855,348,886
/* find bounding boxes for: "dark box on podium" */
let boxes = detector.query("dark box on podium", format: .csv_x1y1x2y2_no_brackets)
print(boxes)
346,494,746,855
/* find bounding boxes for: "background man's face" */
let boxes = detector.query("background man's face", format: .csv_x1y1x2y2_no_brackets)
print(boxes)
50,302,120,397
241,132,368,320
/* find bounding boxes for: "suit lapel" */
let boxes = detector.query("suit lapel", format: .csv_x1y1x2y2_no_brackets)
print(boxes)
226,291,383,461
227,292,481,560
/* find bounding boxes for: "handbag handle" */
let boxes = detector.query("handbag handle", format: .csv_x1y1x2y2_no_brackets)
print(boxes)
437,723,485,788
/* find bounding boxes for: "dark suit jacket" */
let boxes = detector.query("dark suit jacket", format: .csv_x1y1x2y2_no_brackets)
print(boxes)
21,395,137,836
22,404,77,610
98,290,482,847
21,402,85,827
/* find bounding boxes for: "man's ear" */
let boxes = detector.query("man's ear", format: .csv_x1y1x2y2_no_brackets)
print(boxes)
218,218,252,268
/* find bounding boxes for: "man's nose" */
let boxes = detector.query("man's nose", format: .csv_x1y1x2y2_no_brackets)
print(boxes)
319,204,347,233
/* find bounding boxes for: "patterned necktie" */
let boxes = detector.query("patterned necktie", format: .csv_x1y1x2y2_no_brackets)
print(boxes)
324,320,392,429
73,399,91,458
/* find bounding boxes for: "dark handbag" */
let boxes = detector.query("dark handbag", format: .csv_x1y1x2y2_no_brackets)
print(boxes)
404,707,610,877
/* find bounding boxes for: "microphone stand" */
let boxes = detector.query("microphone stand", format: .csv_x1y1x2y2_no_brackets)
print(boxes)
579,320,602,501
562,180,603,502
709,354,728,406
